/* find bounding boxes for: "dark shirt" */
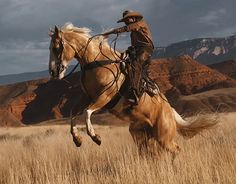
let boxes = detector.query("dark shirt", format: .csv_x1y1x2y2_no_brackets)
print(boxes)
114,20,154,51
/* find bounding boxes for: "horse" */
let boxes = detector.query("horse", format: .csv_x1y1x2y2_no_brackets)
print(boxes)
48,23,218,154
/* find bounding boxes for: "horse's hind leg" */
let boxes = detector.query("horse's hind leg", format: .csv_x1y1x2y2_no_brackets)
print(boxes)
154,108,180,154
129,123,153,154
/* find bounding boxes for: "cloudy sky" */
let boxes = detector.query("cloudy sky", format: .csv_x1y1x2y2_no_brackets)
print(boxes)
0,0,235,75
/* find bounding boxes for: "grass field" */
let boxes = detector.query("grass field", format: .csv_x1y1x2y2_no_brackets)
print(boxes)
0,113,235,184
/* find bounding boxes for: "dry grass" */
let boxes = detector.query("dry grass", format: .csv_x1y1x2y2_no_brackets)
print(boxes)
0,113,235,184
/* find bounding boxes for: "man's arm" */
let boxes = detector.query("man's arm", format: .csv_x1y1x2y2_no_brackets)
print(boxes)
103,22,141,36
102,26,129,36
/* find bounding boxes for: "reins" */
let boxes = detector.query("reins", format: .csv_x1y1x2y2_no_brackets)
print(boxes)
59,31,123,103
63,63,80,79
82,34,123,71
62,33,122,79
62,34,101,79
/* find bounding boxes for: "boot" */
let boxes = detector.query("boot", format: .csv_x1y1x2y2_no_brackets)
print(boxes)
143,77,160,96
145,82,159,95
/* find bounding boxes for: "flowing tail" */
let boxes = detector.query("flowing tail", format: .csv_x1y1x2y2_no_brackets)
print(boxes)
172,108,219,138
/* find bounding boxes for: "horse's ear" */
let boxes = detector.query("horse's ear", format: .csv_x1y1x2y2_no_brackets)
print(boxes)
54,25,60,37
48,28,54,37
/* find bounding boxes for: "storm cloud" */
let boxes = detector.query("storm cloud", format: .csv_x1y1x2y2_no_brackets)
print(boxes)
0,0,235,75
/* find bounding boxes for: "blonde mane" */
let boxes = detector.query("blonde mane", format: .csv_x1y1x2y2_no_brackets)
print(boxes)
61,22,92,37
60,22,111,50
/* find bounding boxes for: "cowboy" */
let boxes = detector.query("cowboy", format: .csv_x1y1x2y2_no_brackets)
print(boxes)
103,10,155,105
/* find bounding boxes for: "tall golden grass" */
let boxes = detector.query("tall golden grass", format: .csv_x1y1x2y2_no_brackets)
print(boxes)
0,113,235,184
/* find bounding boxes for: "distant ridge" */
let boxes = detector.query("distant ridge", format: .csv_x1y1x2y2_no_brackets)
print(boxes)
149,55,236,97
0,70,49,85
208,59,236,79
0,65,80,85
153,35,236,65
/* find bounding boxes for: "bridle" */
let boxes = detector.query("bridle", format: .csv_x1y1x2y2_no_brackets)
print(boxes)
50,36,80,79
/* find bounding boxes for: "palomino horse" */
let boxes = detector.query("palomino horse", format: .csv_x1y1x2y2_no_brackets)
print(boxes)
48,23,217,154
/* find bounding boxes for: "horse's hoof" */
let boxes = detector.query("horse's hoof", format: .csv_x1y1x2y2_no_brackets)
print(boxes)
73,136,82,147
91,134,101,145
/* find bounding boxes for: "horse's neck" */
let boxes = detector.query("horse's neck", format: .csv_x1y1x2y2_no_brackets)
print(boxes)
71,34,120,64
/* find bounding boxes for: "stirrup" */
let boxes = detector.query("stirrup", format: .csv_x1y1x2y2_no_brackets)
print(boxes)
144,81,160,96
148,89,159,96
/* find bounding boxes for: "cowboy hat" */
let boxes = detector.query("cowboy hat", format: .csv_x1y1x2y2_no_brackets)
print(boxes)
117,10,143,23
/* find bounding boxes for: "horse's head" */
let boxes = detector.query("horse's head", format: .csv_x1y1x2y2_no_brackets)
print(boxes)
48,26,76,79
48,23,121,79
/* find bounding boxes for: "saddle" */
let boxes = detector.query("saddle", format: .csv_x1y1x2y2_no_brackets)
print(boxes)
142,74,160,97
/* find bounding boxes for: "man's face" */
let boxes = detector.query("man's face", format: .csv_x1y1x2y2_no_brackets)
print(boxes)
124,17,136,25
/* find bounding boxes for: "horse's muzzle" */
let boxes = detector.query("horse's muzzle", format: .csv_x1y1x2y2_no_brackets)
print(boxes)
49,70,57,79
49,60,57,78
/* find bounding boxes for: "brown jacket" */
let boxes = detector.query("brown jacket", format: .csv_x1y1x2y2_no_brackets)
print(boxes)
114,20,154,52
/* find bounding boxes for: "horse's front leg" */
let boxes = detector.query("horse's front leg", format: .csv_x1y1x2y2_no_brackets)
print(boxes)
85,108,101,145
70,113,83,147
69,93,91,147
